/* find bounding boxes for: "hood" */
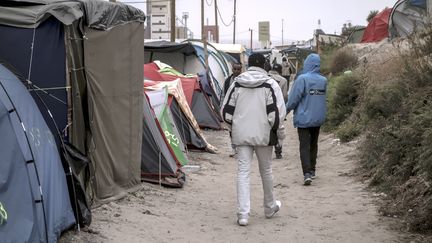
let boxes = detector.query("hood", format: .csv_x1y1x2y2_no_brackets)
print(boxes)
235,66,270,88
302,53,321,73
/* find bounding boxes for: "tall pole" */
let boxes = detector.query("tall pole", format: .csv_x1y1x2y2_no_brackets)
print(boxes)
214,0,219,42
233,0,237,44
201,0,209,72
249,28,253,49
201,0,205,40
170,0,176,42
282,19,284,46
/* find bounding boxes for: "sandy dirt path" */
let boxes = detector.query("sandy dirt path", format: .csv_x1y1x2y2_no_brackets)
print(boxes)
60,118,404,243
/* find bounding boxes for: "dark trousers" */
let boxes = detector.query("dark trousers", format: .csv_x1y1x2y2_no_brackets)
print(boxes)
297,127,320,175
274,142,282,156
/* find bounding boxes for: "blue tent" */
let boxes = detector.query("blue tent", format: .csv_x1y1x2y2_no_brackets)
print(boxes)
0,63,75,242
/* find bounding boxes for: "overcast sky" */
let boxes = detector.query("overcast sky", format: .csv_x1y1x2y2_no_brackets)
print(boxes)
122,0,396,44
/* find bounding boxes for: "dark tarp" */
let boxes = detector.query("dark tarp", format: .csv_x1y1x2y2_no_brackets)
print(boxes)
170,99,207,150
0,0,145,29
84,22,143,203
144,40,197,56
0,17,68,142
0,63,75,242
0,0,146,204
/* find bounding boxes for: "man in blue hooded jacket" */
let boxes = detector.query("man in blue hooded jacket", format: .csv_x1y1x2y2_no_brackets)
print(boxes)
286,53,327,186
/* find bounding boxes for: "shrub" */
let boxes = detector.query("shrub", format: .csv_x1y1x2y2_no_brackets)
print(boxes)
325,74,361,131
358,25,432,233
329,48,358,75
335,120,361,143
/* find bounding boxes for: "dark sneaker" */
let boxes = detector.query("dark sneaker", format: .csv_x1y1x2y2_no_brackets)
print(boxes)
311,170,316,179
229,148,237,158
304,173,312,186
275,154,282,159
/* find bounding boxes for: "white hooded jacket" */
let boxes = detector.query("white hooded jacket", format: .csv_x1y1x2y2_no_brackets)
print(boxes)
221,66,286,146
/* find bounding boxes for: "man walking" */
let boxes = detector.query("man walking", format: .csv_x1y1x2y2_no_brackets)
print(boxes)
222,62,243,157
221,53,286,226
269,63,289,159
286,53,327,186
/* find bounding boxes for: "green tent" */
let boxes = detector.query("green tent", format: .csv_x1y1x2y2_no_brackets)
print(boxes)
146,87,189,165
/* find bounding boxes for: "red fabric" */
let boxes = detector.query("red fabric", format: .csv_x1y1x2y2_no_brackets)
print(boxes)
143,63,200,105
361,8,392,43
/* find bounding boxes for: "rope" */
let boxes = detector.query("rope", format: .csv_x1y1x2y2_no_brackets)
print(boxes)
26,28,36,86
25,19,81,233
216,5,234,27
28,84,68,105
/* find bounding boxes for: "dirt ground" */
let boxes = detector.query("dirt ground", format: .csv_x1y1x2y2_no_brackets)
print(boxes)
60,117,414,243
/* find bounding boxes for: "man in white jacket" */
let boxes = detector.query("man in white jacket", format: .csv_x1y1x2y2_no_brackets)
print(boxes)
221,53,286,226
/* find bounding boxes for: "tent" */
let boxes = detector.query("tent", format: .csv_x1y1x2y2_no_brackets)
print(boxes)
145,62,222,130
0,63,75,242
188,40,230,96
0,0,145,204
146,88,189,166
144,40,223,103
346,26,366,43
211,43,247,66
144,40,203,75
361,8,392,43
141,92,185,187
144,78,217,153
389,0,428,38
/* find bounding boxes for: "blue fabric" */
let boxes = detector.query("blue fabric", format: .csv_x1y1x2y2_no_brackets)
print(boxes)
286,54,327,128
0,17,67,143
0,63,75,242
408,0,426,8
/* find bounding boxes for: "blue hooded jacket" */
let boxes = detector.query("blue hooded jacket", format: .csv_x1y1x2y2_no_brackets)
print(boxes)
286,54,327,128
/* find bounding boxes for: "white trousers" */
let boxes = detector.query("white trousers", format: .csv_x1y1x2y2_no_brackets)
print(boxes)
236,145,277,218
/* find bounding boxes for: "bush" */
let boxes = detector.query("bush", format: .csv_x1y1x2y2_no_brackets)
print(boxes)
357,25,432,233
325,74,361,131
335,121,361,143
329,48,358,75
361,80,406,120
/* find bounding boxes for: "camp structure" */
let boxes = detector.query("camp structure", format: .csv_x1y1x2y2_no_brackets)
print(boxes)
141,91,185,187
346,26,366,44
0,0,146,204
187,40,231,97
389,0,428,39
144,40,203,76
0,63,75,242
144,40,223,103
361,8,392,43
211,43,248,67
146,87,189,166
145,62,222,130
144,77,217,153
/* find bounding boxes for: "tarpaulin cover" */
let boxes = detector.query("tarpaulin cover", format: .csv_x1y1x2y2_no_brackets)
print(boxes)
146,88,189,165
144,79,217,153
144,40,196,56
84,22,144,202
389,0,427,38
0,0,145,29
0,17,68,142
144,63,222,129
141,92,180,176
0,63,75,242
361,8,392,43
